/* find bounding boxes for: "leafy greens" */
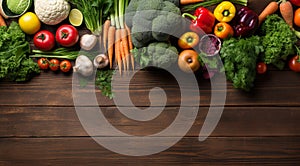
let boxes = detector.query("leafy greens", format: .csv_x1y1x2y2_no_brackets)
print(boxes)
259,14,297,69
220,36,263,91
0,22,40,82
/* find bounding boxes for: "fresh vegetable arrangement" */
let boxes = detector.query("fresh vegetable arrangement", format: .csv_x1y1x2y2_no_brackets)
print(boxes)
1,0,300,99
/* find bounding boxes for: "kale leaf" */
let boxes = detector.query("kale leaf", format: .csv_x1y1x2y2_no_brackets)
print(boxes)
259,14,297,69
220,36,263,91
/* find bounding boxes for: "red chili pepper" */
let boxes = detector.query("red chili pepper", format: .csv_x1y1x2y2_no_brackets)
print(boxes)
182,7,215,34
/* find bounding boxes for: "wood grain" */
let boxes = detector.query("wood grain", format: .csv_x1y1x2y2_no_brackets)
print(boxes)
0,70,300,107
0,137,299,165
0,106,299,137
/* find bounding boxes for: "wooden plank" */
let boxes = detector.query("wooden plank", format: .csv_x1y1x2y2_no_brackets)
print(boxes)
0,137,299,165
0,70,300,107
0,107,299,137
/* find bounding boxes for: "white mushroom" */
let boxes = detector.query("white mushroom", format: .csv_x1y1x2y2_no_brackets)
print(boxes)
93,54,109,69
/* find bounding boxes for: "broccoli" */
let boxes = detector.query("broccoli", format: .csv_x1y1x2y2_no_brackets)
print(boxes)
125,0,183,48
132,42,178,69
259,14,297,69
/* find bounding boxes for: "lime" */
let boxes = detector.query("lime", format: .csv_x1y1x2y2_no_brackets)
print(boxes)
69,9,83,27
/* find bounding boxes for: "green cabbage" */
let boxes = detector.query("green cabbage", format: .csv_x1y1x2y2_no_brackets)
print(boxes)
6,0,31,14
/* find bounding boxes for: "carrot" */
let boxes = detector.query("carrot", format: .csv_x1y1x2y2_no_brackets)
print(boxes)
180,0,204,5
107,26,115,69
280,0,294,28
125,24,134,70
103,19,111,52
0,14,6,26
115,28,122,74
119,33,127,71
258,1,279,25
121,28,130,70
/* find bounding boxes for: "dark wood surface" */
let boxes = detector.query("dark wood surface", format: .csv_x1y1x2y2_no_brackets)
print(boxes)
1,0,300,165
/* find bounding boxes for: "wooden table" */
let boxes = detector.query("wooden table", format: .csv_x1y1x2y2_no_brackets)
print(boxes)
1,0,300,165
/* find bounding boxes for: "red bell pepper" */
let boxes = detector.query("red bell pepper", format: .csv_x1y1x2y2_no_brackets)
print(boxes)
182,7,215,34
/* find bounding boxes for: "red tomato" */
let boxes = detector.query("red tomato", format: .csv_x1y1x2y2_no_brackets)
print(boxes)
33,30,55,51
37,58,49,70
256,62,267,74
60,60,72,72
49,59,60,71
289,0,300,6
55,24,79,47
289,55,300,72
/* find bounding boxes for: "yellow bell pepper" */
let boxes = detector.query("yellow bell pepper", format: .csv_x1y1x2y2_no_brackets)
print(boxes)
213,1,236,22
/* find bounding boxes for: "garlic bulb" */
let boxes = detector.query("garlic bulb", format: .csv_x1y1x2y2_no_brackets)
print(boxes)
80,34,97,50
73,55,94,77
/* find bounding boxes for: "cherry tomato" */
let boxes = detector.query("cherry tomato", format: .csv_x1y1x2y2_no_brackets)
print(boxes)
256,62,267,74
56,24,79,47
289,55,300,72
37,58,49,70
49,59,60,71
290,0,300,6
60,60,72,72
33,30,55,51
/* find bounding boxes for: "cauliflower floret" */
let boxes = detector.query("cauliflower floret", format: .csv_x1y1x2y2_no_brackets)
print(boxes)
34,0,70,25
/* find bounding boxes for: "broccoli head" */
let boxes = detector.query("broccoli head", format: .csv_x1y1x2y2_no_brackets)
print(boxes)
133,42,178,69
127,0,183,48
125,0,180,28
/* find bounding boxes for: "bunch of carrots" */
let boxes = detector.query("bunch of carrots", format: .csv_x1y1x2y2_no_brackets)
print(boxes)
102,0,134,75
258,0,294,29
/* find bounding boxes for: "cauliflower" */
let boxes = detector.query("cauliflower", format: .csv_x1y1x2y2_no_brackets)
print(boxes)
34,0,70,25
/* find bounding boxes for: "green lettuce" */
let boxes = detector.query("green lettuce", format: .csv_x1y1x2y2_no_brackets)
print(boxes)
0,21,40,82
6,0,32,14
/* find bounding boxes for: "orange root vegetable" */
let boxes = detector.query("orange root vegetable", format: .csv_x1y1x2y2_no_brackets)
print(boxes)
180,0,204,5
107,26,116,69
259,1,279,25
125,24,134,70
280,0,294,28
0,14,6,26
115,28,122,74
103,19,111,52
121,28,130,70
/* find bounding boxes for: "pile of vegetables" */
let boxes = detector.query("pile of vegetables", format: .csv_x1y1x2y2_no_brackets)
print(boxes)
2,0,300,98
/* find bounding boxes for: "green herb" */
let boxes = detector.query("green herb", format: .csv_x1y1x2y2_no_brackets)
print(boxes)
95,70,115,99
67,0,114,35
220,36,263,91
0,21,40,82
181,0,248,12
30,48,80,60
259,14,297,69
